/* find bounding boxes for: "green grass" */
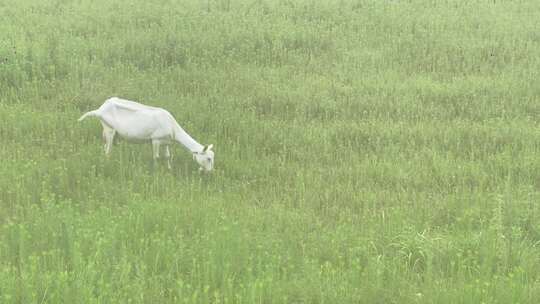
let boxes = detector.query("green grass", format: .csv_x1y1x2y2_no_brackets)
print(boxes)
1,0,540,302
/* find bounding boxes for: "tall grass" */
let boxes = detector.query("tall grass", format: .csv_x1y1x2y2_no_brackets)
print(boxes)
1,0,540,302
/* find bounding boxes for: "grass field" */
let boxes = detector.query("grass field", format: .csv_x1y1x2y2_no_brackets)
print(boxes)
1,0,540,303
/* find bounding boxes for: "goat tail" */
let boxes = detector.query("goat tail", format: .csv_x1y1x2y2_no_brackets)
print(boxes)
78,110,98,122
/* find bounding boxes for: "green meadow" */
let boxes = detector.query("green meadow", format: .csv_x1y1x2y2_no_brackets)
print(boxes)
1,0,540,302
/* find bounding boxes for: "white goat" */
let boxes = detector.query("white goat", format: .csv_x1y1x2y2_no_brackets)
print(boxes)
78,97,214,171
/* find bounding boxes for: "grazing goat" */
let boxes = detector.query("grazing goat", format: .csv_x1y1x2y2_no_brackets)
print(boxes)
78,97,214,171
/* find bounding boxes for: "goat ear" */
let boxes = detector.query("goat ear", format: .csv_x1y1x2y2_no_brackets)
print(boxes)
202,144,213,152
